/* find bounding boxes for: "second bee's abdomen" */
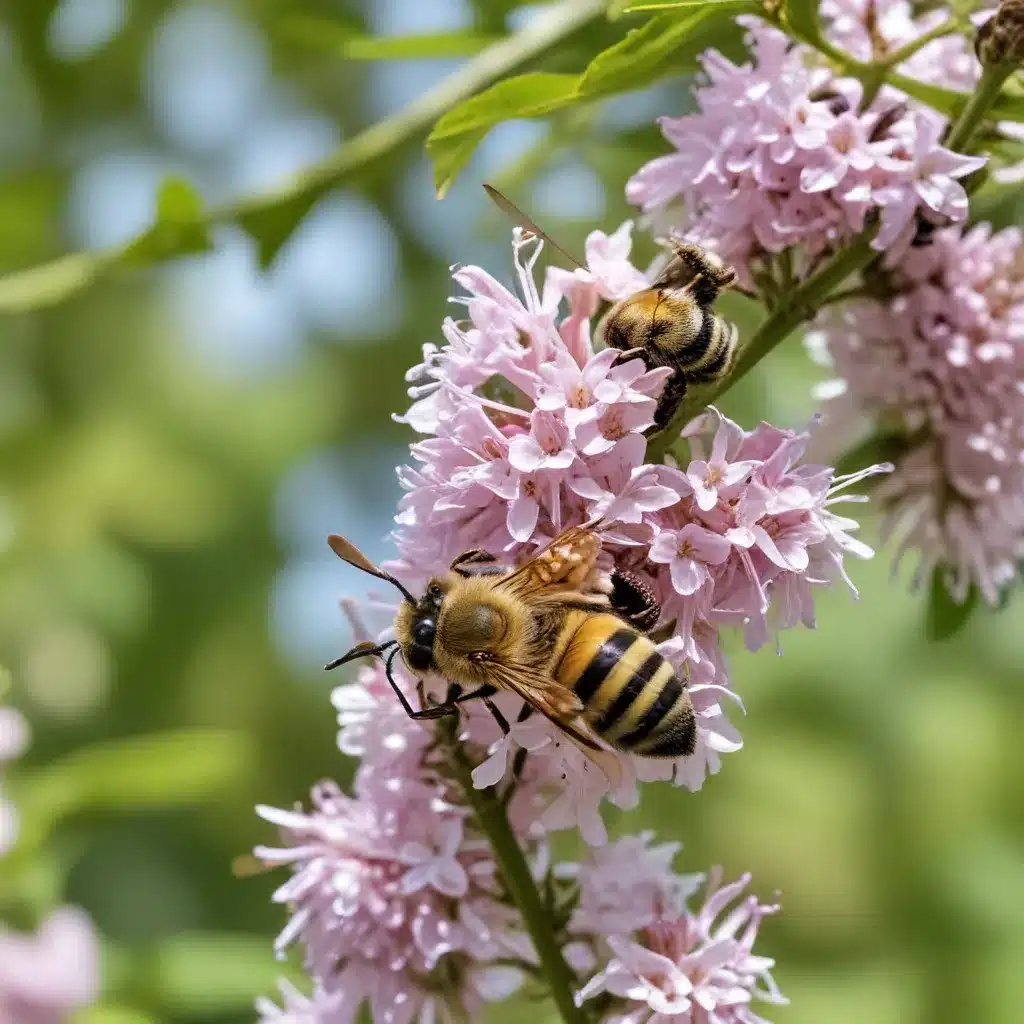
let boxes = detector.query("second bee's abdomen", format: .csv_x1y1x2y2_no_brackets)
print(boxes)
553,614,695,758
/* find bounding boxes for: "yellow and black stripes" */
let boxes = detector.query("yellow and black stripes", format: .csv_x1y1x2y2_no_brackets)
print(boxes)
683,316,736,385
554,614,695,758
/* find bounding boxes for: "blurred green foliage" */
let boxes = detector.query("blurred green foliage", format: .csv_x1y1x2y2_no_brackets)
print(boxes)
0,2,1021,1023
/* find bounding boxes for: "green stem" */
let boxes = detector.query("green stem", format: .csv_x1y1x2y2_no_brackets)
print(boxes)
646,231,879,462
732,232,878,382
0,0,608,312
879,18,959,68
944,61,1015,153
231,0,607,223
445,730,588,1024
819,284,872,307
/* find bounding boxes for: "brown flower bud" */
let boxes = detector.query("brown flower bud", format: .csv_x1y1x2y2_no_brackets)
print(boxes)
975,0,1024,66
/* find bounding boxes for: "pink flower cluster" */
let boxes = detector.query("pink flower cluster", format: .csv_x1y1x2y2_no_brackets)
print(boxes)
0,707,101,1024
564,836,786,1024
626,16,985,283
254,225,887,1016
376,230,888,831
822,0,981,92
810,223,1024,603
255,753,535,1023
0,909,100,1023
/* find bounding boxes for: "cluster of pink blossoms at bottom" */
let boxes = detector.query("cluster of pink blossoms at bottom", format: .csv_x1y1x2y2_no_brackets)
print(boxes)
0,707,101,1023
810,223,1024,603
254,739,786,1024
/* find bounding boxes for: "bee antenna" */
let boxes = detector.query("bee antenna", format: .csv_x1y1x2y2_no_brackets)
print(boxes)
327,534,418,605
325,639,398,672
382,574,417,605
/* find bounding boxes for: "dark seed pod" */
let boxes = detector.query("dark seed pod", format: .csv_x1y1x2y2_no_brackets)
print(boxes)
976,0,1024,66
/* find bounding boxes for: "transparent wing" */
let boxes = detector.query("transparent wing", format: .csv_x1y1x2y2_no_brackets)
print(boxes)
483,184,584,270
486,661,584,727
487,662,626,788
497,524,604,602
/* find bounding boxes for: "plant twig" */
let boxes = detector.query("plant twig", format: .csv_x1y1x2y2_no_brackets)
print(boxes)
945,61,1016,153
0,0,608,313
879,18,960,68
444,725,587,1024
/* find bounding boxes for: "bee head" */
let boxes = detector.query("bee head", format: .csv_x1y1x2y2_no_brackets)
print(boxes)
404,580,445,670
324,533,420,673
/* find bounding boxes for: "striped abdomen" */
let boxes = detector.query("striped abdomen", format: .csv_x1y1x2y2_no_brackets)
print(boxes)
553,613,695,758
678,310,737,384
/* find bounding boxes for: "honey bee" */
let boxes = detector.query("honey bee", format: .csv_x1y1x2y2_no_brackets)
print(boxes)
325,524,695,773
483,183,739,430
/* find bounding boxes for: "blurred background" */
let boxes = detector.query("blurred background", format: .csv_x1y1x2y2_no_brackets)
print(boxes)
0,2,1022,1022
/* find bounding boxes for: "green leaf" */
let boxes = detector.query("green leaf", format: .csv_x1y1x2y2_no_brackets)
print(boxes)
887,73,968,119
344,32,499,59
925,568,979,641
430,127,490,200
0,0,609,308
346,32,500,60
156,175,204,221
282,16,499,59
882,73,1024,124
579,6,751,98
427,4,750,195
0,177,209,312
427,72,581,196
784,0,825,44
238,191,321,270
123,176,212,265
427,72,581,141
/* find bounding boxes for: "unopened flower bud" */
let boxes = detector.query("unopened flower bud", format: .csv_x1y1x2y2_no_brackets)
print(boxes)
976,0,1024,66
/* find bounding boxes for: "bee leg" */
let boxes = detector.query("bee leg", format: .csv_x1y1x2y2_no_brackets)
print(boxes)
381,648,495,721
407,677,501,720
377,648,453,720
481,695,510,736
511,703,535,780
609,346,647,367
609,569,661,633
652,370,687,430
450,548,498,575
667,243,736,300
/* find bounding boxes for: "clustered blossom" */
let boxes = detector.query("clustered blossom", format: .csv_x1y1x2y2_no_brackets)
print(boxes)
810,223,1024,602
0,706,101,1023
255,717,535,1024
822,0,982,93
0,908,101,1023
626,15,986,283
565,836,785,1024
253,221,885,1014
382,227,886,830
